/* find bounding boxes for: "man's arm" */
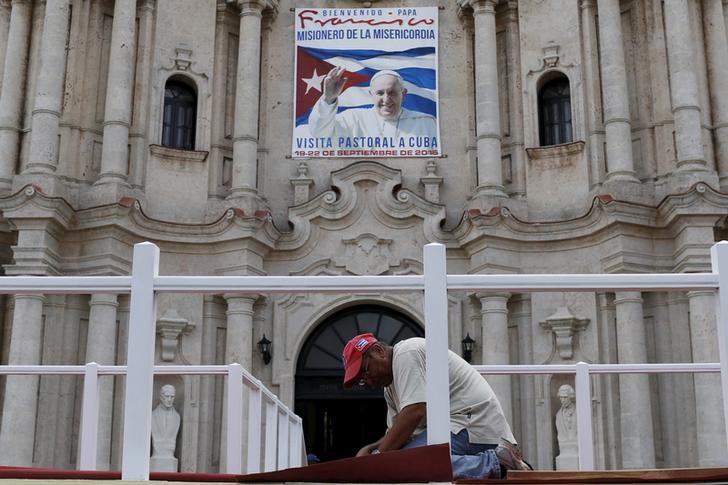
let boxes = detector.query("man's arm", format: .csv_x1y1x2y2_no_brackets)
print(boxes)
358,402,426,456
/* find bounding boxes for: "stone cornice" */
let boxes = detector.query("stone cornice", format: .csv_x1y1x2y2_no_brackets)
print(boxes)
455,182,728,250
0,185,75,230
73,197,281,249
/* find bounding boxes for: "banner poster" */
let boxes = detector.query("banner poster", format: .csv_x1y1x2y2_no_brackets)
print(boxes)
293,7,440,158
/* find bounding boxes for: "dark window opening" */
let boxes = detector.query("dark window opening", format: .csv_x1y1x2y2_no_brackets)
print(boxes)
295,305,423,462
539,77,572,146
162,80,196,150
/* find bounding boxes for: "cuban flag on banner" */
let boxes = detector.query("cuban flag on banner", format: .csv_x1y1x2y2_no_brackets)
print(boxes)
295,46,437,127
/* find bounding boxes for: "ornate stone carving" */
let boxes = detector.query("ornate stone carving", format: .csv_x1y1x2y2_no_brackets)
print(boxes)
539,306,588,360
527,42,576,76
291,161,314,205
336,233,397,275
156,310,195,362
420,160,443,203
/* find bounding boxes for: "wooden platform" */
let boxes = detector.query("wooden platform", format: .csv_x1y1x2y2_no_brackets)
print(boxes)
499,468,728,483
0,446,726,485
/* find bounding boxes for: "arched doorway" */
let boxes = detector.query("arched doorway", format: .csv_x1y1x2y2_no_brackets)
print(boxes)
294,305,423,461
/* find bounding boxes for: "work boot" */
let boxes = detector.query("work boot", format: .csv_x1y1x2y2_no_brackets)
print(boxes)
495,438,533,477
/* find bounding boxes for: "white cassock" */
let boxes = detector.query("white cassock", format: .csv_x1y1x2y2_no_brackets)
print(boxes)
308,98,438,148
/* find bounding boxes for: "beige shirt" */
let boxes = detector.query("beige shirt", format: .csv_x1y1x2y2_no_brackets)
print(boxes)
383,338,515,445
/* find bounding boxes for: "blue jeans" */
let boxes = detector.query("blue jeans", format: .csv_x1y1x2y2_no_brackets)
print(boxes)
402,429,501,479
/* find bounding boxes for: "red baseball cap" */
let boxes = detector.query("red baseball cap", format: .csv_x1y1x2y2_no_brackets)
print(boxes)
342,333,378,389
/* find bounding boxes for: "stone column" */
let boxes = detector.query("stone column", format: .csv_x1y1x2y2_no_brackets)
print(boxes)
478,293,511,423
96,0,137,186
663,0,707,173
459,0,506,201
596,0,639,183
579,0,605,187
687,290,728,466
0,0,32,190
224,296,257,367
512,294,536,462
0,294,45,465
221,295,257,471
504,1,525,197
128,0,155,189
208,1,228,198
229,1,265,209
85,294,119,470
666,292,697,466
24,0,70,174
652,293,678,466
703,0,728,189
0,1,10,83
613,291,655,468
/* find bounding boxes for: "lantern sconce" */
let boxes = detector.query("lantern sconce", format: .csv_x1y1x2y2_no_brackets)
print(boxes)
258,334,272,365
461,333,475,363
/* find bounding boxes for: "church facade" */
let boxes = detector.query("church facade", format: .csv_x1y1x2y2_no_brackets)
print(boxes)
0,0,726,473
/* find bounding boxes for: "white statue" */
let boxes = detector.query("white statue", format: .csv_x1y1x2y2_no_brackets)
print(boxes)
150,384,181,472
555,384,578,470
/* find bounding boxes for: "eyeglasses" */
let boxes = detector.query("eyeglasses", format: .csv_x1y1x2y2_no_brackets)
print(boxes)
358,354,371,387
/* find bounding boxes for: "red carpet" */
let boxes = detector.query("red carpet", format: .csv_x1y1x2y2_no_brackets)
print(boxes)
0,443,453,483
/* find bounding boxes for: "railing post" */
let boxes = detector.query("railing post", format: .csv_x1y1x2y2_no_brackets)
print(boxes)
575,361,594,470
423,243,450,446
121,242,159,481
246,382,262,473
226,363,244,474
264,400,278,471
710,241,728,454
277,408,290,469
78,362,99,470
289,418,303,467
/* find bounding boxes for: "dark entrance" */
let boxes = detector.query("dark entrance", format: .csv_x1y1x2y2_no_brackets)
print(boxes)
294,305,423,462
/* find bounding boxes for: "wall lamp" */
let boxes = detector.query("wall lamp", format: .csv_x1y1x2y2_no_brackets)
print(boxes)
258,334,272,365
461,333,475,363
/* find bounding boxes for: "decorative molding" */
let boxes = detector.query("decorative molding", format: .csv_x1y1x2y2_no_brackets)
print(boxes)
539,306,589,360
156,309,195,362
160,45,209,80
527,42,576,76
526,140,585,161
291,161,314,205
336,233,397,275
150,144,209,163
279,161,450,251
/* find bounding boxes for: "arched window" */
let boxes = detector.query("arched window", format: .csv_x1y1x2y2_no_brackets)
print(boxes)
538,76,572,146
162,79,196,150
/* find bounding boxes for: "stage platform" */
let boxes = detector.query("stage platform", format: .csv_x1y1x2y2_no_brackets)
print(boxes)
0,444,725,485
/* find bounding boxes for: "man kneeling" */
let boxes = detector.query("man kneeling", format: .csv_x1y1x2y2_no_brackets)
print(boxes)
342,333,532,479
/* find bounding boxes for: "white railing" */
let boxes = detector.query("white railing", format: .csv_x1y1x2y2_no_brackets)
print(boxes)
0,241,727,479
0,362,303,475
474,362,722,470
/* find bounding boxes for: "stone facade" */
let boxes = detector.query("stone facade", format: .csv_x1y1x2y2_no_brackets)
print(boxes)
0,0,726,473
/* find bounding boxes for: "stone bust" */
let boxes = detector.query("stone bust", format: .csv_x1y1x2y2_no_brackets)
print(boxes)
151,384,181,461
555,384,577,469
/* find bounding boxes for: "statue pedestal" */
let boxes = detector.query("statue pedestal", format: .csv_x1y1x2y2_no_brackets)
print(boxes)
150,456,178,472
556,443,578,470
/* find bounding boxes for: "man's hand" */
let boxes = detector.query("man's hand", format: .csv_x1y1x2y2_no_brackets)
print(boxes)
323,66,347,104
356,442,379,457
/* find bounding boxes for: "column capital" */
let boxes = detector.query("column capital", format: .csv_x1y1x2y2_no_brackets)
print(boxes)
223,294,259,314
89,293,120,308
457,0,498,11
237,0,278,18
613,290,643,305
